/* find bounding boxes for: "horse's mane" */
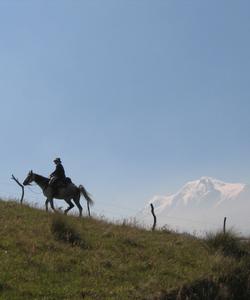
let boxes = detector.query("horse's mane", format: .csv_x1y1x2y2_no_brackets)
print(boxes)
33,173,50,184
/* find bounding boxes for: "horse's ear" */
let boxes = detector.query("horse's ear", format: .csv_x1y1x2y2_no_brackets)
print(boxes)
30,170,33,174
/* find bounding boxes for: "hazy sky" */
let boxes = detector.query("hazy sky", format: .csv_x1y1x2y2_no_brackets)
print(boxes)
0,1,249,219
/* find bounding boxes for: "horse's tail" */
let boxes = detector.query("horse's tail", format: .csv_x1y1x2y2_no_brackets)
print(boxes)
79,185,94,206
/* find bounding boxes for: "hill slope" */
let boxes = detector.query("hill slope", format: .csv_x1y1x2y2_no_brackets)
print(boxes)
0,200,249,299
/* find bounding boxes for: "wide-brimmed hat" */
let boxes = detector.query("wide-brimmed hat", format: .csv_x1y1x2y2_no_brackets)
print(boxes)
54,157,61,163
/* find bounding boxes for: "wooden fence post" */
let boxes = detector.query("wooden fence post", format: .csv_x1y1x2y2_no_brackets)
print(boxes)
11,174,24,205
150,203,157,231
223,217,227,234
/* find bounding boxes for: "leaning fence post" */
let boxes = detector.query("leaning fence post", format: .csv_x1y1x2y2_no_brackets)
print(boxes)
11,174,25,205
150,203,157,231
223,217,227,234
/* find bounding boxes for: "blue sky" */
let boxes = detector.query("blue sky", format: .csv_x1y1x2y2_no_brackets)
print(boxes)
0,1,249,219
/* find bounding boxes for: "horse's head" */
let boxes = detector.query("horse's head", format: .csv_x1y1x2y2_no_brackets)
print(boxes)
23,170,34,186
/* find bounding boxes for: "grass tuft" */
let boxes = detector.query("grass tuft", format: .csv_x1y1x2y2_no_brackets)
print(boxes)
51,213,86,248
205,230,247,258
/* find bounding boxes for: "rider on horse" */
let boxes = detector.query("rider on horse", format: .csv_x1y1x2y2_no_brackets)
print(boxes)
49,157,66,189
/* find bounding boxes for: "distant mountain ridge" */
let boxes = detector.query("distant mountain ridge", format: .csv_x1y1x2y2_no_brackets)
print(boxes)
137,177,250,235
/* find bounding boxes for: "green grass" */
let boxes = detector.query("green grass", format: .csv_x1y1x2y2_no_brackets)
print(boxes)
205,230,249,258
0,200,250,299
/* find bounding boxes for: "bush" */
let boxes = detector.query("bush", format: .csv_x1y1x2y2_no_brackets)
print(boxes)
205,230,247,258
51,214,86,248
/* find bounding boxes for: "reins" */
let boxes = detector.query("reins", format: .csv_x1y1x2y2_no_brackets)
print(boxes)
27,185,43,195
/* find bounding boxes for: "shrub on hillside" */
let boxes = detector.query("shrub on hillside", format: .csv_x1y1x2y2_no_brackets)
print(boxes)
205,230,247,258
51,214,86,248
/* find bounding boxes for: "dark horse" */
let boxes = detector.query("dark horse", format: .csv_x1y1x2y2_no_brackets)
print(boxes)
23,171,94,216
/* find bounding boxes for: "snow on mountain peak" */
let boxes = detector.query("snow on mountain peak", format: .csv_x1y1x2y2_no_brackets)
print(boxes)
138,177,249,235
149,176,246,210
178,177,245,203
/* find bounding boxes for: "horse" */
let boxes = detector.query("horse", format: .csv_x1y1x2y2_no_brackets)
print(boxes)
23,170,94,217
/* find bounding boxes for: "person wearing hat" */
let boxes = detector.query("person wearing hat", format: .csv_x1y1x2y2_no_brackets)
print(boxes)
49,157,66,187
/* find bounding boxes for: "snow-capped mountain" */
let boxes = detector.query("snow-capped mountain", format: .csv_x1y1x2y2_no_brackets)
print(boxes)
137,177,250,235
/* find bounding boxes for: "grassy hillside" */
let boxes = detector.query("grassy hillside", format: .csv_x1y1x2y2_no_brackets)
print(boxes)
0,200,250,299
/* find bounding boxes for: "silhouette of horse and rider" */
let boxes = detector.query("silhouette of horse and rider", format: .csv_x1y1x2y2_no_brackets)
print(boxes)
23,158,93,216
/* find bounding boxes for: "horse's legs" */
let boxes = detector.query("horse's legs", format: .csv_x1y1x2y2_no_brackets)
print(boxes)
45,198,56,212
49,199,56,211
73,196,83,217
45,199,49,212
64,199,74,215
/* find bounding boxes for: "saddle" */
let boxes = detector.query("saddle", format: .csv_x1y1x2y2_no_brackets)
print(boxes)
58,177,72,187
50,177,72,188
49,177,72,197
